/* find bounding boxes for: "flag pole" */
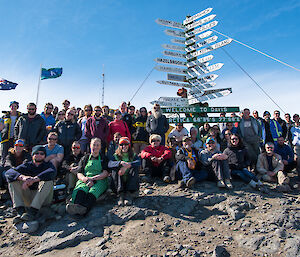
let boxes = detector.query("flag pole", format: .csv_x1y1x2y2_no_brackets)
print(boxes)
35,64,42,107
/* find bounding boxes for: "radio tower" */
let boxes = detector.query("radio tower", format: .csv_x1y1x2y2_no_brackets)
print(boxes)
101,64,105,106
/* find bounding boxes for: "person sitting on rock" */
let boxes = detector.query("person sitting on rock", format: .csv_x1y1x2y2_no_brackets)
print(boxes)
200,137,232,189
176,136,207,188
141,134,172,183
108,137,140,206
168,122,189,146
44,132,64,170
256,142,291,192
0,139,31,189
223,134,264,190
5,145,56,224
107,132,122,160
66,138,109,216
274,136,296,173
61,141,84,193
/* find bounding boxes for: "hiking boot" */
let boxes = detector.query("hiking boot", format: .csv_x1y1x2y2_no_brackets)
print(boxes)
118,193,125,206
186,177,196,188
249,180,258,189
21,207,39,221
277,184,292,193
258,186,269,194
217,180,226,188
178,180,185,188
163,176,171,183
124,194,133,206
12,207,26,224
66,203,87,215
225,179,233,189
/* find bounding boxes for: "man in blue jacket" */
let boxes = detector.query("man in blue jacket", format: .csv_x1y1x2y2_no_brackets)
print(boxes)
274,136,295,173
6,145,56,223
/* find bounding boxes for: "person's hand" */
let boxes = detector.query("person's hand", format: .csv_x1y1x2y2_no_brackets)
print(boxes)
283,160,288,165
267,171,275,177
151,157,158,162
118,166,127,176
218,154,228,160
82,176,89,183
70,167,78,174
86,179,94,188
21,177,38,190
157,157,163,164
212,154,221,160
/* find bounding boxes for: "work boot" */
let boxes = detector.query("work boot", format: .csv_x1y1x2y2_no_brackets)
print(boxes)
249,180,258,189
21,207,39,221
124,194,133,206
225,179,233,189
163,176,171,183
118,193,125,206
66,203,87,215
178,180,185,188
217,180,226,188
186,177,196,188
12,207,26,224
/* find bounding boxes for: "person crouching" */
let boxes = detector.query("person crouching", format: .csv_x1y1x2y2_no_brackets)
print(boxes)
108,137,140,206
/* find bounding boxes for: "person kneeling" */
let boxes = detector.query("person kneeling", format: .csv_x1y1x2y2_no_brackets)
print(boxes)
5,145,56,224
141,134,172,183
66,138,109,216
176,136,207,188
108,137,140,206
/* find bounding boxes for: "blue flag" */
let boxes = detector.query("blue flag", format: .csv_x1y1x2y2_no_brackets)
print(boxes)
41,68,63,80
0,78,18,90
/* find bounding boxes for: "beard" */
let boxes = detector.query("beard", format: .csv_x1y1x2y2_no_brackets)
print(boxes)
153,110,162,119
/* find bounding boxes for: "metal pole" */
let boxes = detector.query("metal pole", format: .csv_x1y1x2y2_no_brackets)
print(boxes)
101,64,105,106
35,64,42,107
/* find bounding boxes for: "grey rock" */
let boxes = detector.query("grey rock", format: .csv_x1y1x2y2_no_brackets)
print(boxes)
212,245,230,257
259,237,280,254
235,235,265,251
144,189,153,195
14,221,39,233
266,208,300,229
275,228,286,238
208,227,215,232
96,238,107,247
175,244,183,250
198,231,205,236
284,237,300,257
151,228,158,233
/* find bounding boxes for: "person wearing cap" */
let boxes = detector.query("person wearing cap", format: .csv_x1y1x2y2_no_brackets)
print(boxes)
199,137,232,188
1,101,22,165
176,136,207,188
141,134,172,183
132,107,149,155
5,145,56,224
168,123,189,145
107,110,131,143
262,111,282,144
146,104,169,146
108,137,140,206
66,138,109,216
85,106,109,154
0,139,31,188
14,103,46,152
43,132,64,170
78,104,93,153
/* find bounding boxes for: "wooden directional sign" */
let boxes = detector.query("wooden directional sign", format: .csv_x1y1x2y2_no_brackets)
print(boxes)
163,50,185,59
185,14,216,31
157,80,192,88
168,116,241,124
186,21,218,38
162,106,240,113
154,58,186,67
167,73,187,82
165,29,185,38
188,38,233,58
185,31,213,46
185,36,218,52
155,18,184,29
162,44,185,52
155,65,186,74
171,38,185,45
183,8,213,25
186,55,214,67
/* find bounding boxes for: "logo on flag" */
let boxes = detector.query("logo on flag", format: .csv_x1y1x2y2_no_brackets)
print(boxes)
0,79,18,90
41,68,63,80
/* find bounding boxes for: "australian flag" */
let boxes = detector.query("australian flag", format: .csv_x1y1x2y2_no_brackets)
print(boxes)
41,68,63,80
0,78,18,90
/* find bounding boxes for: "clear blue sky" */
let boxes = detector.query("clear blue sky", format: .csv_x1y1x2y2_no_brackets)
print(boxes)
0,0,299,117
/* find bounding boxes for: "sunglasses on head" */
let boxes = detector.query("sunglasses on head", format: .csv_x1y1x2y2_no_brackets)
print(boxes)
72,146,80,149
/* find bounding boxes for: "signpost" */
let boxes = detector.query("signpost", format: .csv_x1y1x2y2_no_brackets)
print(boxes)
154,58,186,66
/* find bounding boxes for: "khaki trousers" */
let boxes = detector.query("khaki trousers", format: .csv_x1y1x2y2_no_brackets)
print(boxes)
9,180,53,210
261,170,290,185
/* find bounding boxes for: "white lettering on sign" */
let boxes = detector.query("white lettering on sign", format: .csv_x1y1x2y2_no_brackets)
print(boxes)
183,8,213,25
185,14,216,30
163,50,185,59
155,58,186,66
155,18,184,29
186,21,218,38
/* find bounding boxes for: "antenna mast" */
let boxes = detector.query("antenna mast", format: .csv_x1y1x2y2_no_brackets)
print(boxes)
101,64,105,106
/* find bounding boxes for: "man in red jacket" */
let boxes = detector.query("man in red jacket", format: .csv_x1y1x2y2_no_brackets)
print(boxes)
108,110,131,143
141,134,172,183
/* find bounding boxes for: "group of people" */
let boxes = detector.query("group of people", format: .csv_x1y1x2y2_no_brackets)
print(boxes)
0,99,299,231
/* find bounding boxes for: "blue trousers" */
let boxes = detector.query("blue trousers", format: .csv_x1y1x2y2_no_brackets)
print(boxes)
231,168,258,184
176,161,208,183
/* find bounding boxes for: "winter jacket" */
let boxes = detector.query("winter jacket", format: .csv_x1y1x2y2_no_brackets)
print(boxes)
262,119,282,143
1,111,22,143
14,114,46,147
61,153,84,170
223,146,250,170
108,120,131,142
122,113,134,135
132,116,149,143
274,144,294,164
108,154,141,170
275,118,287,139
141,145,172,167
54,120,81,149
4,149,32,168
85,116,109,144
175,147,201,170
199,148,221,167
256,152,283,175
40,112,56,128
291,125,300,146
146,114,169,136
237,117,261,139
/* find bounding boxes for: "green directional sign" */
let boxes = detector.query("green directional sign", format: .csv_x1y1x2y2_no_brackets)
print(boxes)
168,116,241,124
162,106,240,114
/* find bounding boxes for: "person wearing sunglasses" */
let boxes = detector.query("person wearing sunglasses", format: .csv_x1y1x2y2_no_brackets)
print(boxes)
54,109,81,158
108,137,140,206
40,103,56,133
43,132,64,170
257,142,291,192
78,104,93,153
14,103,46,152
101,105,113,123
1,101,22,165
61,141,84,193
141,134,172,183
168,123,189,146
5,145,56,228
132,107,149,155
223,134,264,191
56,110,66,122
66,138,109,216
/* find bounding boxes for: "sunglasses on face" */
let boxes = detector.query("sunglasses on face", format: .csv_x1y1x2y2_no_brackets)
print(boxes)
94,110,102,112
85,109,92,112
48,138,57,141
15,144,24,147
266,147,274,149
34,152,45,156
72,146,80,149
28,108,35,111
120,143,129,147
231,138,239,141
151,140,160,142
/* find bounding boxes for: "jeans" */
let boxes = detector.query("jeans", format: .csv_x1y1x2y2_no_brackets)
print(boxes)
231,168,258,184
176,161,208,183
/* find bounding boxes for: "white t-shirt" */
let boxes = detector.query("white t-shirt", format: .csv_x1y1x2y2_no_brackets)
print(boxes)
10,116,17,138
168,127,189,141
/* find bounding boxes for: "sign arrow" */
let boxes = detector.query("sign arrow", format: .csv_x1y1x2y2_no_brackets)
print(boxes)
185,20,218,38
185,36,218,52
186,55,214,67
167,73,187,82
185,31,213,46
155,18,184,29
189,82,216,90
188,88,232,104
188,74,219,83
154,58,186,67
185,14,216,31
163,50,185,59
183,8,213,25
164,29,185,38
155,65,186,74
171,38,185,45
189,63,224,75
162,44,185,52
157,80,192,88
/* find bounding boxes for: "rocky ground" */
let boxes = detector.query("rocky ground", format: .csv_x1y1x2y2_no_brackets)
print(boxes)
0,175,299,257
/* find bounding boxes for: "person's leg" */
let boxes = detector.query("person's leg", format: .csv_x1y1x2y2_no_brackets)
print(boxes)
110,169,122,194
67,172,78,191
30,181,54,210
0,141,10,166
133,143,140,155
72,180,90,203
176,161,193,184
220,160,231,180
160,160,171,178
283,161,297,173
191,169,208,182
125,166,140,193
277,170,290,185
8,181,27,208
88,179,108,199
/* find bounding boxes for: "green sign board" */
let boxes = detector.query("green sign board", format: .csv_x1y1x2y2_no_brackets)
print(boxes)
168,116,241,124
162,106,240,114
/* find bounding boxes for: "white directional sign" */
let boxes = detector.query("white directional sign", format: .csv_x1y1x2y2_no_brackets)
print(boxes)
190,82,216,90
185,36,218,52
157,80,192,88
185,21,218,38
185,31,213,45
159,96,188,103
163,50,185,59
155,18,184,29
186,55,214,67
165,29,185,38
188,88,232,104
188,74,219,83
189,63,224,75
171,38,185,45
188,38,233,58
155,65,186,74
185,14,216,31
150,100,189,107
154,58,186,67
162,44,185,51
202,87,232,96
167,73,186,82
183,8,213,25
